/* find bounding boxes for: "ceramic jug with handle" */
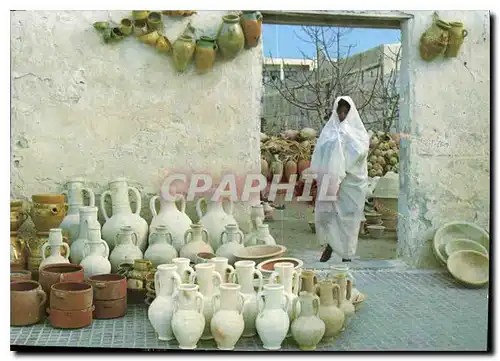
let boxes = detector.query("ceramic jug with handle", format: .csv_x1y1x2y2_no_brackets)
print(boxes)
171,284,205,349
109,226,144,273
290,291,325,351
80,225,111,279
144,225,178,267
39,229,70,269
216,224,244,265
196,197,238,251
180,223,214,263
69,206,99,265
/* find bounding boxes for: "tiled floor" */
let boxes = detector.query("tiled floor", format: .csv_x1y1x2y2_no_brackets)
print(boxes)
11,269,489,351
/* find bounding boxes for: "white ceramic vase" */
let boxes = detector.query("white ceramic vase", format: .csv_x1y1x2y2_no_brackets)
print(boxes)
255,284,290,350
189,263,223,340
70,206,99,264
243,203,265,247
148,264,182,341
149,194,192,252
171,284,205,349
196,197,238,251
80,224,111,279
172,257,195,283
315,280,345,340
180,223,214,263
334,275,355,329
39,228,70,269
109,226,143,273
215,224,245,265
231,260,264,337
100,178,149,252
209,257,235,285
59,178,96,245
144,225,178,268
291,291,325,351
210,283,246,350
255,224,276,245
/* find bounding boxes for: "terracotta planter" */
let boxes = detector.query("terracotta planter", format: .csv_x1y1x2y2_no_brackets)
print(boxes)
240,11,262,49
195,36,218,73
93,298,127,319
216,14,245,59
87,274,127,300
39,263,85,304
47,306,94,329
11,280,47,326
11,232,27,270
50,282,93,311
31,194,68,232
11,269,32,282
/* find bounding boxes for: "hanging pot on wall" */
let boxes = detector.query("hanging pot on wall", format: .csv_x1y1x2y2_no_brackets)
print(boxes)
172,35,196,72
419,12,452,62
240,11,263,49
195,36,218,73
445,22,468,58
216,14,245,59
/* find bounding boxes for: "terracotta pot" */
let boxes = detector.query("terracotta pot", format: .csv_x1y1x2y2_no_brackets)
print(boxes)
11,280,47,326
50,282,93,311
47,306,94,329
39,263,85,304
240,11,262,49
93,298,127,319
11,269,32,282
11,232,27,270
30,194,68,232
195,36,218,73
87,274,127,300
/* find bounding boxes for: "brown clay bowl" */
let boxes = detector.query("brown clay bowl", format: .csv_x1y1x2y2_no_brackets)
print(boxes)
257,257,304,277
233,245,287,265
93,297,127,319
47,306,94,329
11,269,32,282
87,274,127,301
11,280,47,326
39,263,84,303
50,282,93,311
196,252,216,264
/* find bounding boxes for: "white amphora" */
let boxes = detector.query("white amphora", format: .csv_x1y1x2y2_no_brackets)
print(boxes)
216,224,244,265
209,257,235,285
109,226,143,273
100,177,149,252
269,262,300,337
144,225,178,267
333,275,355,329
329,264,360,301
171,283,205,350
70,206,99,264
149,194,192,252
196,197,238,251
291,291,325,351
180,223,214,263
189,263,223,340
172,257,195,283
315,280,345,340
148,264,182,341
255,284,290,350
39,228,70,269
210,283,246,350
255,224,276,245
80,225,111,279
230,260,264,337
244,203,265,247
59,178,96,244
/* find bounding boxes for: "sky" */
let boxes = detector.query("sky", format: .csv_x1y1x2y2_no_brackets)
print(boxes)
262,24,401,59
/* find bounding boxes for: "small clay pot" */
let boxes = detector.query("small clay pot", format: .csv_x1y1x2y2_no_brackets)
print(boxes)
11,280,47,326
11,269,32,282
50,282,93,311
47,306,94,329
87,274,127,301
93,297,127,319
30,194,68,232
39,263,85,304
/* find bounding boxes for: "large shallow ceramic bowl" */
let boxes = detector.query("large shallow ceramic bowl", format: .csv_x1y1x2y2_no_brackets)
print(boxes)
447,250,489,287
444,239,488,259
433,221,489,266
233,245,287,265
257,257,304,277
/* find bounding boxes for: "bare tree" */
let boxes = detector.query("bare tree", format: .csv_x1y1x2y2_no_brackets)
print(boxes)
264,26,401,132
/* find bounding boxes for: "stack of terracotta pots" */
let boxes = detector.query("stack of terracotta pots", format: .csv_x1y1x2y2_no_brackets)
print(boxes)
88,274,128,319
47,281,94,329
28,194,69,279
10,200,29,271
10,280,47,326
39,263,85,307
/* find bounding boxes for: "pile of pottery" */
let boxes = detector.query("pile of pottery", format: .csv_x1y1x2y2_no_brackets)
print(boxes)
146,259,365,350
369,171,400,237
11,263,128,329
94,10,263,74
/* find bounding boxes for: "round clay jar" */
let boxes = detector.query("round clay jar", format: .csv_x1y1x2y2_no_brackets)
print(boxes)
11,280,47,326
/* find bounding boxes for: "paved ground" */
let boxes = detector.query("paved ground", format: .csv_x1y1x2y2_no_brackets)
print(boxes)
11,269,489,351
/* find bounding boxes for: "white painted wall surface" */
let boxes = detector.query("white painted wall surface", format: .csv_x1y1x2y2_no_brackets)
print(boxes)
398,10,490,267
11,10,263,232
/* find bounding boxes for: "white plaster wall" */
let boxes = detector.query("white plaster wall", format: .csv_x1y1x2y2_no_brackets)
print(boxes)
11,10,263,232
398,10,490,267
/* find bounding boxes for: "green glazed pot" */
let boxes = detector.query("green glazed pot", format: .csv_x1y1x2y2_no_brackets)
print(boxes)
172,35,196,72
216,14,245,59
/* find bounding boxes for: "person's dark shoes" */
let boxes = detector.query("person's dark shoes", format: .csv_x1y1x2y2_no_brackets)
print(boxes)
320,244,333,262
342,258,351,262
